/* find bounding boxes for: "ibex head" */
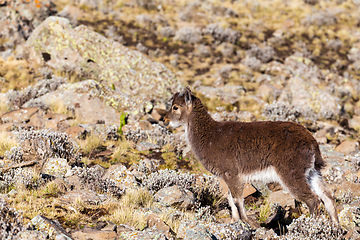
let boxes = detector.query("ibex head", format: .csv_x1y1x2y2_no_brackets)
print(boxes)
164,86,193,128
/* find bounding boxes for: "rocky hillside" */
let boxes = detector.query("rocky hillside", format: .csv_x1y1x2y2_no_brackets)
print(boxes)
0,0,360,239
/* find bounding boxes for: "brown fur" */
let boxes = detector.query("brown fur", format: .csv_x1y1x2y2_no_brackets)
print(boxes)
164,87,339,227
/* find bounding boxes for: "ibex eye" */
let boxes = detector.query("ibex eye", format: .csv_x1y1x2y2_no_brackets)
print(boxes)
173,106,178,111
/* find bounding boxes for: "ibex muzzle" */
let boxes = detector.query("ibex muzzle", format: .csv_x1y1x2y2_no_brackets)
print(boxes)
164,87,339,227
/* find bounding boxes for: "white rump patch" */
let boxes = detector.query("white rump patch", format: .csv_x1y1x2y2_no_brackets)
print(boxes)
241,166,284,185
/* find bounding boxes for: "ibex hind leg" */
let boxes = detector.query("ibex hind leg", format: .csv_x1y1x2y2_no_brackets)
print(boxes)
227,191,241,221
308,169,339,225
280,171,321,215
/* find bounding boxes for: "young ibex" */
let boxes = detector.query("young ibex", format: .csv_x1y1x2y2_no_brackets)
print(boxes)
164,87,339,227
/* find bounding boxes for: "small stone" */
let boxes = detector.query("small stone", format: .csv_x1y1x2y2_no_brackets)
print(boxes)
334,140,359,154
30,215,72,240
101,222,117,232
59,190,106,205
17,230,47,240
118,226,167,240
154,185,195,209
1,108,40,124
150,109,163,122
267,190,296,208
177,221,214,240
349,116,360,131
244,184,257,198
42,158,71,177
71,226,117,240
136,141,160,151
147,213,172,239
65,126,88,139
103,164,137,189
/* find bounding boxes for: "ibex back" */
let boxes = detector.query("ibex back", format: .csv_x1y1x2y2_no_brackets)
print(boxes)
164,87,339,227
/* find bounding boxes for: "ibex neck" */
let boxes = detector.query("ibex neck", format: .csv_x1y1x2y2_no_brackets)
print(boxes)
186,98,216,147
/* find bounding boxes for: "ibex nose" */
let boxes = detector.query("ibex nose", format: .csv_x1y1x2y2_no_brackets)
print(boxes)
164,119,170,126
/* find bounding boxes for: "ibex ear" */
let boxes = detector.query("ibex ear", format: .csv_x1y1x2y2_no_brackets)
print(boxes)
184,86,192,106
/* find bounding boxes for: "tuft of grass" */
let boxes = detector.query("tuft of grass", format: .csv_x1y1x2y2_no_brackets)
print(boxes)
78,134,104,155
99,188,154,230
0,131,17,156
47,99,71,115
111,139,132,161
38,181,61,198
258,201,272,222
110,139,142,166
0,56,39,92
160,152,178,170
0,101,10,115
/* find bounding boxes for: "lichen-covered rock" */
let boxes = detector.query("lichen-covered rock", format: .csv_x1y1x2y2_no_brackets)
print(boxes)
59,189,108,206
103,164,137,189
71,226,117,240
17,230,47,240
195,85,245,105
42,158,71,177
25,16,181,115
154,185,195,209
177,220,252,240
118,226,167,240
24,80,122,126
5,76,66,111
147,213,172,239
276,77,341,120
177,222,214,240
30,215,72,240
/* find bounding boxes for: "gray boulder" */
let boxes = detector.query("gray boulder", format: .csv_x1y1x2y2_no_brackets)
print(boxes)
24,80,122,126
30,215,72,240
274,77,341,120
25,16,181,116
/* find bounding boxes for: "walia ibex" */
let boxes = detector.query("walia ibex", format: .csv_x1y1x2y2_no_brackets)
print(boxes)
164,87,339,227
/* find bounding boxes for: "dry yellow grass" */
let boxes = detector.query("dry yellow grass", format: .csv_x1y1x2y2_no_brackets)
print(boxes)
0,131,17,156
0,100,10,115
47,99,71,115
99,188,154,230
111,138,132,160
78,134,104,155
0,56,38,92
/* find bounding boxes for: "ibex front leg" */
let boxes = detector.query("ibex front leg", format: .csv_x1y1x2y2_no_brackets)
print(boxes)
226,178,260,228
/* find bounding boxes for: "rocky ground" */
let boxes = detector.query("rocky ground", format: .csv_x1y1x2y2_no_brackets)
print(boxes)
1,0,360,239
